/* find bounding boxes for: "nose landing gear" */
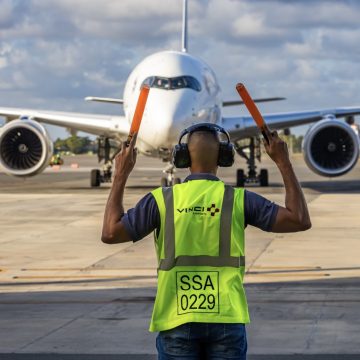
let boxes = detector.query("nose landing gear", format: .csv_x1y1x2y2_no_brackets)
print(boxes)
161,163,181,187
235,137,269,187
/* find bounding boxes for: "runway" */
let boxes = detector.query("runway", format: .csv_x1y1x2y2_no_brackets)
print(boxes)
0,154,359,358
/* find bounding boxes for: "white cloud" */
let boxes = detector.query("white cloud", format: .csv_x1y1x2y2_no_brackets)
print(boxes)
0,0,16,28
83,70,119,88
232,14,265,37
294,60,318,80
285,30,324,58
0,57,7,68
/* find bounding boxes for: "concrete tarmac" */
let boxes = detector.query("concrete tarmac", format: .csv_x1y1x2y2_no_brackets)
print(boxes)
0,153,360,358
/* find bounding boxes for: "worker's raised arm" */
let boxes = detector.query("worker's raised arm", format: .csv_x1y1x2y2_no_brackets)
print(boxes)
101,134,137,244
263,128,312,233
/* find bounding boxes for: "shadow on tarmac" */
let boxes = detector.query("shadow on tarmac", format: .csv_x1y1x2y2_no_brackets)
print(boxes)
300,179,360,193
246,179,360,194
1,268,360,287
1,277,359,357
0,354,359,359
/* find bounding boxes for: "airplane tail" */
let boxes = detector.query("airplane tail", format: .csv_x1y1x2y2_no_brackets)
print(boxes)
182,0,188,52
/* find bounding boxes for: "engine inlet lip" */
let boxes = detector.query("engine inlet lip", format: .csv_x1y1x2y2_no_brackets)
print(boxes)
303,119,359,177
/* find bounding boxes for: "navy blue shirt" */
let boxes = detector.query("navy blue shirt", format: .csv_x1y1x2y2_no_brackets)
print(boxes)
122,173,279,242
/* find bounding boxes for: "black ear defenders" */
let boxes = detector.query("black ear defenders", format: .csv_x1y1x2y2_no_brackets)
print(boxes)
172,123,235,168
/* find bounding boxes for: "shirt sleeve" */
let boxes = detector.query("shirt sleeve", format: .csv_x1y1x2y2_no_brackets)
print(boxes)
244,190,279,232
121,192,160,242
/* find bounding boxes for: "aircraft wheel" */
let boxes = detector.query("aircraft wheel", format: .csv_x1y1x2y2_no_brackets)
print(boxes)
236,169,245,187
161,177,168,187
91,169,101,187
259,169,269,187
174,177,181,185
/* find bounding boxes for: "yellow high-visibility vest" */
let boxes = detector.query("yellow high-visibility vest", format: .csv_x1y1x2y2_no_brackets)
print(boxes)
150,179,249,332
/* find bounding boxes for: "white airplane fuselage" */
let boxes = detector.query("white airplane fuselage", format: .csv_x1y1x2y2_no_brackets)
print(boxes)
122,50,222,159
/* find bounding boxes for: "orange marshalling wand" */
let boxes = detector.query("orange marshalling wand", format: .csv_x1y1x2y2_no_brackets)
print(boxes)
126,84,150,146
236,83,270,144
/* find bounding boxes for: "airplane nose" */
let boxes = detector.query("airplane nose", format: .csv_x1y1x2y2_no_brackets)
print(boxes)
142,90,197,147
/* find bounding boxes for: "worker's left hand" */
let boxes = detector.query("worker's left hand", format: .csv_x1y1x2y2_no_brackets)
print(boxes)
262,128,290,167
114,133,138,179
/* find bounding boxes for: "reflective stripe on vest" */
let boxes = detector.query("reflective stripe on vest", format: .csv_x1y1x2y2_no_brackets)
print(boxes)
158,185,245,271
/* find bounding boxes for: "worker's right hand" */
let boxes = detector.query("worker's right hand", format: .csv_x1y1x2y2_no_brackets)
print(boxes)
262,128,290,167
114,133,138,179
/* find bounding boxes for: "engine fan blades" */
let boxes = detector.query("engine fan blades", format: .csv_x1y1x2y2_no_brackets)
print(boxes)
0,128,43,170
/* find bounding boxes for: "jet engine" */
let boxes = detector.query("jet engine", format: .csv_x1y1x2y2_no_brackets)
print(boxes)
303,118,359,177
0,119,53,177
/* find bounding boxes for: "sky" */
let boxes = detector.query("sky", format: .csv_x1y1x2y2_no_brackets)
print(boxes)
1,0,360,140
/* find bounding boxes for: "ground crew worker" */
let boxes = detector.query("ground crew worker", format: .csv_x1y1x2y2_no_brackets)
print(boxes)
101,123,311,359
346,115,360,137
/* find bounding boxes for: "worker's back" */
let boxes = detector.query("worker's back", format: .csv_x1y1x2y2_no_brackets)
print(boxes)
149,179,249,332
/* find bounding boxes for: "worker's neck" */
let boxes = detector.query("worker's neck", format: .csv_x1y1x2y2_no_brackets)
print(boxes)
190,166,218,175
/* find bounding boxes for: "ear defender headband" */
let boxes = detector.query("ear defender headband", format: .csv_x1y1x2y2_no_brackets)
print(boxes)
172,123,235,168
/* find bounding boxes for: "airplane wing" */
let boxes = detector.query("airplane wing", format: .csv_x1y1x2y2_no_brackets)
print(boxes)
222,106,360,141
222,97,285,107
0,107,129,138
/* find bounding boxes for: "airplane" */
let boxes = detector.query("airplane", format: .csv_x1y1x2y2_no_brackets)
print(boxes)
0,0,359,187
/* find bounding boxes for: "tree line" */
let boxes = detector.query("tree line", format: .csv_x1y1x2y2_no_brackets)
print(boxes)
281,134,304,154
54,134,305,155
54,136,96,154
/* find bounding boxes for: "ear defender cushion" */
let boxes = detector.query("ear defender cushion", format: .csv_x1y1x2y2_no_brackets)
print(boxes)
218,142,235,167
173,143,191,168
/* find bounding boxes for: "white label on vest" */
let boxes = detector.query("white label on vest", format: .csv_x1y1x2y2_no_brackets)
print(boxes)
176,271,219,315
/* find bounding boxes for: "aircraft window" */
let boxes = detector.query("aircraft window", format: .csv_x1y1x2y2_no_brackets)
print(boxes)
142,76,201,92
142,76,154,87
183,76,201,91
171,77,186,89
154,77,170,89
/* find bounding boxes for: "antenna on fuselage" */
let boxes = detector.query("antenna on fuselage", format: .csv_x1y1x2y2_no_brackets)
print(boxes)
181,0,188,52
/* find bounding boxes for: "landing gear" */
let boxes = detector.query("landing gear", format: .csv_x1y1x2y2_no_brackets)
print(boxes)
90,136,118,187
89,136,182,188
161,176,181,186
235,137,269,187
91,169,101,187
259,169,269,187
236,169,245,187
161,163,181,186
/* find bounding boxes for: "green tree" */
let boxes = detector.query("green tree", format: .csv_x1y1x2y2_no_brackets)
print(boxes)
279,134,304,154
65,135,92,154
293,135,304,153
54,137,69,152
53,135,92,154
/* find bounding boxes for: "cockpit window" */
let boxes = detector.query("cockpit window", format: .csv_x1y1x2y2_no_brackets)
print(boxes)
142,76,201,92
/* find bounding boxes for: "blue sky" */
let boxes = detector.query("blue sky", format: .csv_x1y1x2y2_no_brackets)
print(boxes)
1,0,360,139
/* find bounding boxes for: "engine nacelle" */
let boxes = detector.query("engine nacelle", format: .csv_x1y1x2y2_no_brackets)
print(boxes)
0,119,53,177
303,118,359,177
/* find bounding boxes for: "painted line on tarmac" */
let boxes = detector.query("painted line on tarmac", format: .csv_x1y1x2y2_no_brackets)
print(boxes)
19,267,156,271
13,275,157,280
0,296,156,305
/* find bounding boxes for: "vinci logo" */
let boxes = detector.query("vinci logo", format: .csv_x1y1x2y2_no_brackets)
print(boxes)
177,203,220,216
